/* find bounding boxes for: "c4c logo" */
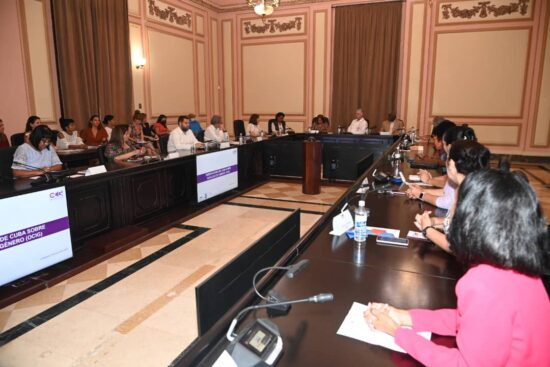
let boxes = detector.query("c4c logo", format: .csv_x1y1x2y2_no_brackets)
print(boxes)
49,191,64,199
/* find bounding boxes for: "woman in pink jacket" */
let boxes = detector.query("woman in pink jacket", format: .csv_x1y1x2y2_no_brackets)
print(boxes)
365,169,550,366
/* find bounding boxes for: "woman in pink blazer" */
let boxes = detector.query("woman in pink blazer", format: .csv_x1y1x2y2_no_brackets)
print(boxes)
365,169,550,366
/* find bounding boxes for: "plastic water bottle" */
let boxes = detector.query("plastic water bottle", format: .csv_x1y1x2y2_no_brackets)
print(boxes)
354,200,368,245
239,133,244,145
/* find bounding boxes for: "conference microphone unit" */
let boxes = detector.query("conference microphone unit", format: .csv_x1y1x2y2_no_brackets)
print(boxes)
285,259,309,279
226,292,334,342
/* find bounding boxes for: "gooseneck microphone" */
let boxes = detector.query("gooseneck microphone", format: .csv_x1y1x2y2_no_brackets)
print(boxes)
252,259,311,302
226,293,334,341
13,161,54,182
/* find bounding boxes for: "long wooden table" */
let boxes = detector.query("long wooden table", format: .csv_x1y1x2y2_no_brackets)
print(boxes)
179,139,463,366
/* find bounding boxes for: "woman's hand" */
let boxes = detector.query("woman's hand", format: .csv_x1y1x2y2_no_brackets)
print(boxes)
406,184,423,199
364,304,401,336
414,211,433,231
418,169,432,184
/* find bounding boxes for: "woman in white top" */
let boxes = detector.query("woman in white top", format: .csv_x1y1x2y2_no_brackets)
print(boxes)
205,115,226,143
247,114,262,138
57,118,86,150
167,115,204,152
12,125,63,178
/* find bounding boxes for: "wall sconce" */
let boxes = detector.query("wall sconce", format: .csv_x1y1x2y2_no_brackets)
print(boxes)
135,56,146,69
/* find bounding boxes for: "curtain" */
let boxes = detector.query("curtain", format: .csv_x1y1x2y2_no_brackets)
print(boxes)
331,2,402,132
52,0,133,129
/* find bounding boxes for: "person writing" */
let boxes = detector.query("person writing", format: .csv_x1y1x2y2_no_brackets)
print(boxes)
80,115,108,146
347,109,368,134
0,119,10,148
204,115,226,143
12,125,63,178
365,169,550,366
104,125,146,162
167,115,204,152
247,114,262,138
57,118,86,150
380,113,405,135
412,140,490,252
268,112,286,135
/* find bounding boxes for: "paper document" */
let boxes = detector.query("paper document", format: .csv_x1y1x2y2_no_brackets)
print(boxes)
366,226,400,238
399,172,432,187
337,302,431,353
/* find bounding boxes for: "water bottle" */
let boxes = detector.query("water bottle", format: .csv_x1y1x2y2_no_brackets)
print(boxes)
239,133,244,145
354,200,368,245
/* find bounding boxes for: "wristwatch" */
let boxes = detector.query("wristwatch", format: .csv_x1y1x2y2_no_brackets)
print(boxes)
422,225,436,237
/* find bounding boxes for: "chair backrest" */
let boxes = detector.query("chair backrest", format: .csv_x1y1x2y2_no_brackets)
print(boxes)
159,134,169,155
10,133,25,147
0,147,16,182
233,120,245,138
196,130,205,143
97,145,107,165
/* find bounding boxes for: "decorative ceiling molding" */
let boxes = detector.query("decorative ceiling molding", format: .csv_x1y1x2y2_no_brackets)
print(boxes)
440,0,530,21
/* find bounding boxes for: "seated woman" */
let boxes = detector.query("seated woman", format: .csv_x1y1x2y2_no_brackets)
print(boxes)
0,119,9,148
102,115,116,140
311,114,329,133
104,125,146,162
407,125,477,209
23,115,42,144
380,113,405,135
129,113,157,155
12,125,63,178
80,115,109,146
152,114,169,136
57,118,86,150
413,140,490,252
247,114,262,138
365,169,550,366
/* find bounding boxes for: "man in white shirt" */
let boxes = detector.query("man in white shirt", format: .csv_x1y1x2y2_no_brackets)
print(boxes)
167,115,204,152
347,109,368,135
204,115,226,143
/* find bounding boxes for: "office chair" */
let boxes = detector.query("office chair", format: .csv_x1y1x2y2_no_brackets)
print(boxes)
159,134,169,155
10,133,25,147
0,147,16,182
97,145,107,165
196,130,205,143
233,120,245,138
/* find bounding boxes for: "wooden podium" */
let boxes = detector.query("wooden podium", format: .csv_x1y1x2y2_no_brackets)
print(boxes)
302,139,321,194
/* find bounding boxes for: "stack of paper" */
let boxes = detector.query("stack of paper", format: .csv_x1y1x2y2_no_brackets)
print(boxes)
337,302,431,353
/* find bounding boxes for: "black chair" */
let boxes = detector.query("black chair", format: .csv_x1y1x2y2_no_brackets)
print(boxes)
196,130,205,143
10,133,25,147
159,134,169,155
233,120,245,138
0,147,16,182
97,145,107,165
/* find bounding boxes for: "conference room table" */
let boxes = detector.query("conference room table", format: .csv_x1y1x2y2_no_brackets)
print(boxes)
185,142,463,366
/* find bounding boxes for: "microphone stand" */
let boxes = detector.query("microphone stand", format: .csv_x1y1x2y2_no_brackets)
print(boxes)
12,161,54,182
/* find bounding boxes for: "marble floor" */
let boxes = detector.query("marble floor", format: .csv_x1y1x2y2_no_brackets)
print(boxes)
0,181,347,367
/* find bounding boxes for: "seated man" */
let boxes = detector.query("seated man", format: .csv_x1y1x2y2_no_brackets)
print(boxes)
188,113,204,136
347,109,368,134
167,115,204,152
12,125,63,178
268,112,286,135
204,115,226,143
380,113,405,135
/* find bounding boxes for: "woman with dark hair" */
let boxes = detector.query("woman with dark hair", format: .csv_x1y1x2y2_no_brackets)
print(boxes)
12,125,63,177
311,114,329,133
408,125,477,209
105,125,145,162
102,115,116,140
57,118,86,150
153,114,169,136
268,112,286,135
247,114,261,138
0,119,9,148
80,115,108,146
365,169,550,366
430,119,456,161
413,140,490,252
23,115,42,144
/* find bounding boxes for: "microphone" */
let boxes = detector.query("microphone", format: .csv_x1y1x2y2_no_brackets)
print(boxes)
13,161,54,182
226,293,334,341
286,259,309,279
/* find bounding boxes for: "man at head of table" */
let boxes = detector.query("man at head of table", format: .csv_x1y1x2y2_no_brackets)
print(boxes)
347,109,368,135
